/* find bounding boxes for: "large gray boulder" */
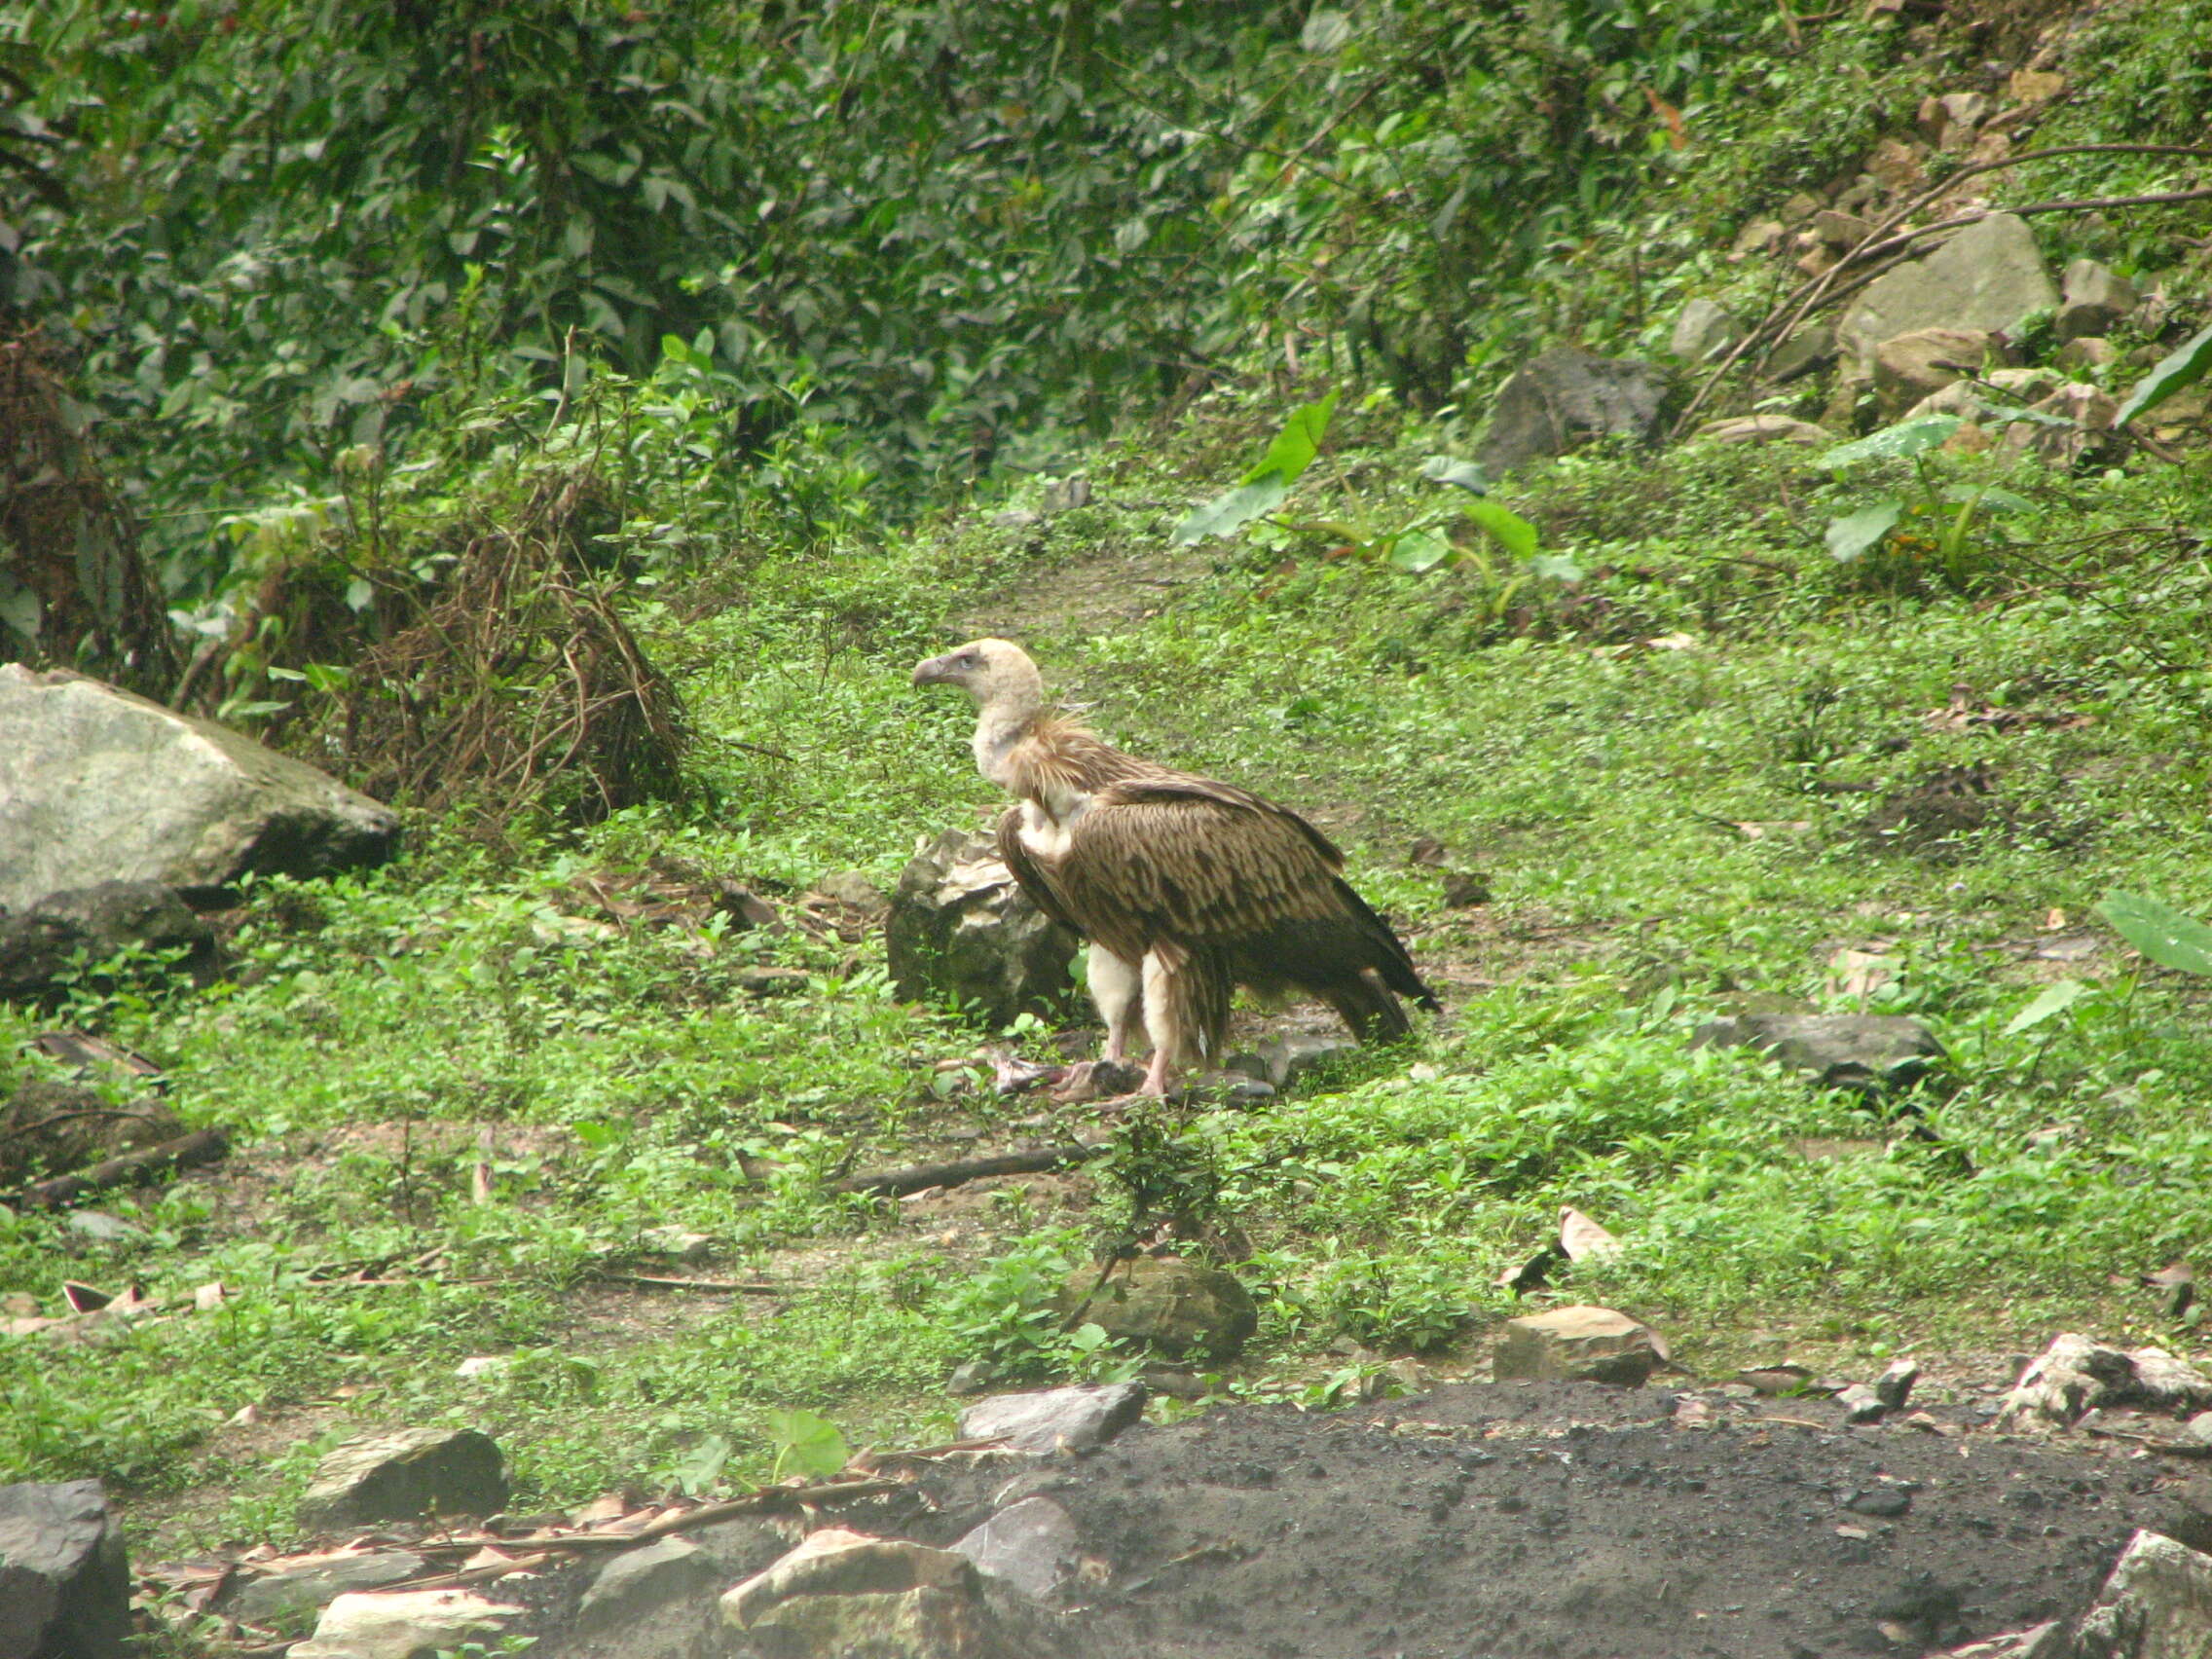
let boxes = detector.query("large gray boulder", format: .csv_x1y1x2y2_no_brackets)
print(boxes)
1476,348,1671,478
957,1382,1149,1456
0,665,399,913
2072,1530,2212,1659
887,830,1079,1028
1836,212,2058,370
0,1480,132,1659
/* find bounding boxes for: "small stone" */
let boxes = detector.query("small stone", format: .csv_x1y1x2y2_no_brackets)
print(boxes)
960,1382,1147,1456
1729,219,1784,261
0,1480,131,1659
1876,1358,1920,1412
953,1496,1082,1603
1493,1306,1666,1386
290,1588,522,1659
454,1355,510,1380
1171,1070,1274,1107
1838,1383,1888,1424
946,1361,994,1397
63,1211,146,1247
1813,209,1873,251
639,1224,713,1262
1038,475,1091,515
298,1428,508,1530
1781,192,1823,224
2003,383,2120,464
1671,298,1743,364
2185,1411,2212,1445
738,967,810,998
990,508,1043,530
1846,1486,1912,1517
1766,319,1836,382
2007,69,2066,105
815,870,889,921
1997,1334,2212,1429
2054,336,2116,373
1059,1256,1257,1360
1252,1034,1356,1092
575,1536,718,1636
228,1551,429,1626
2058,258,2137,343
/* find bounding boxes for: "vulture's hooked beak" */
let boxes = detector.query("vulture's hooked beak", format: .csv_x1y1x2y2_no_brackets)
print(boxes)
911,652,958,688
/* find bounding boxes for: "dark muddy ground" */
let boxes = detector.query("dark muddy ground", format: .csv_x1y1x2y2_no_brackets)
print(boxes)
891,1382,2205,1659
498,1380,2212,1659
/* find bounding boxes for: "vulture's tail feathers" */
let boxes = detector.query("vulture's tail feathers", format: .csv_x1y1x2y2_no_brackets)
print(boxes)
1333,878,1441,1015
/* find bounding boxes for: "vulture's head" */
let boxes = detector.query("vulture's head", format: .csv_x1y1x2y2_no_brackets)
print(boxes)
911,638,1045,716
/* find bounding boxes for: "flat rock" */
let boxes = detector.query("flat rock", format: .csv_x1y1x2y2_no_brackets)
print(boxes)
226,1550,428,1625
0,665,399,914
1999,1335,2212,1429
1060,1255,1257,1361
958,1382,1148,1455
575,1535,719,1642
289,1588,522,1659
2072,1530,2212,1658
953,1496,1083,1603
0,1480,131,1659
1695,414,1831,446
1476,347,1671,478
1493,1306,1666,1386
1767,319,1837,381
297,1427,508,1530
1837,212,2057,370
1689,1012,1945,1097
886,830,1079,1028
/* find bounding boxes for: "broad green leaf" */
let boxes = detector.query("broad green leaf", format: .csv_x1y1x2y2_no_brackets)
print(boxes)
1526,552,1583,583
1242,389,1340,487
1462,498,1539,560
1825,499,1901,561
1420,456,1491,494
1171,473,1288,545
2095,892,2212,977
1821,416,1962,468
1389,528,1456,572
2003,979,2087,1037
763,1408,850,1480
1971,486,2034,512
2115,322,2212,428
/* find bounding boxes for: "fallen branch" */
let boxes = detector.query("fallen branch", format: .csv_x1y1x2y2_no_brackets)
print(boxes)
828,1143,1106,1198
596,1272,786,1294
8,1127,230,1211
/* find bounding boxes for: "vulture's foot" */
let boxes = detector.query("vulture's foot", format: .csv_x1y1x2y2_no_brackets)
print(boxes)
1051,1058,1146,1104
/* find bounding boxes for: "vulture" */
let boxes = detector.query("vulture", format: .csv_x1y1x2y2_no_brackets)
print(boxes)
912,638,1437,1095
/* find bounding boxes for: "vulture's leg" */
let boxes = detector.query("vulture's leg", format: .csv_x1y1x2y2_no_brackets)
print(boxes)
1088,945,1146,1064
1136,949,1186,1096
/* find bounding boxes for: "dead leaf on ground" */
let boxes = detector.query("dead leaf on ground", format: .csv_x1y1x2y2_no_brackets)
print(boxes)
1922,683,2093,734
1559,1206,1622,1262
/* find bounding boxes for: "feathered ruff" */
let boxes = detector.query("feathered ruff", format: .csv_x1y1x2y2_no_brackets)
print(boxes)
992,716,1437,1062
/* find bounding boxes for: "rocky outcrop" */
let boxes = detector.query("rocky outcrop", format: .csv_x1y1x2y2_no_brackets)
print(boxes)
1836,213,2058,371
721,1529,1051,1659
0,1480,132,1659
1997,1335,2212,1429
290,1588,523,1659
887,830,1080,1027
0,665,399,914
1476,348,1671,477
